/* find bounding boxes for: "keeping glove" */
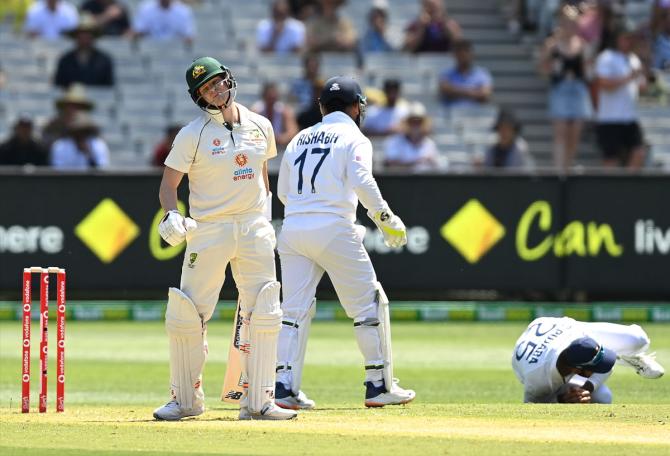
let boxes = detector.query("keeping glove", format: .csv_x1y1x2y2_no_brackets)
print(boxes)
158,210,197,246
367,208,407,249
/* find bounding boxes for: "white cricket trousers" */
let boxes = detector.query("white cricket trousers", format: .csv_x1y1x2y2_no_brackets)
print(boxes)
180,213,277,321
579,320,651,404
276,214,385,386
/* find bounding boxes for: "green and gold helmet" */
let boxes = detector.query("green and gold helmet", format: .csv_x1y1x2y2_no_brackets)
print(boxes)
186,57,237,109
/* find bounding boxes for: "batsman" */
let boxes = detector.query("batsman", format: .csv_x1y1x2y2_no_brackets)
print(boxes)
153,57,296,421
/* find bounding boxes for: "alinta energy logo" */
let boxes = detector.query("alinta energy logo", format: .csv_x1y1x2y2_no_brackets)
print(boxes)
440,199,506,264
75,198,140,263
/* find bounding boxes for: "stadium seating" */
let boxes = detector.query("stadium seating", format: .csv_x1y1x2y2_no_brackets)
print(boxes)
0,0,667,170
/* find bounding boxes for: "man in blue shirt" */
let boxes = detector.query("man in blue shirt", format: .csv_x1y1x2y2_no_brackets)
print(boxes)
438,39,493,108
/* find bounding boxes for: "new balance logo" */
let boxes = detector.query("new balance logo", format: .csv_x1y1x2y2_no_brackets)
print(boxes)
225,391,243,400
329,83,340,91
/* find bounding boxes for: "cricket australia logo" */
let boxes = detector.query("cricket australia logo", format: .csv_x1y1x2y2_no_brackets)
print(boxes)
329,83,340,91
235,153,248,167
188,252,198,269
192,65,206,79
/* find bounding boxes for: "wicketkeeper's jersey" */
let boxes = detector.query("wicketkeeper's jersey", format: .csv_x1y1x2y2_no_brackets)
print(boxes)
277,111,386,223
165,104,276,221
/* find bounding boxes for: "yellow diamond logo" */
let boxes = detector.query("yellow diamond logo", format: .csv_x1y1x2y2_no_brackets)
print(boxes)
75,198,140,263
441,199,505,264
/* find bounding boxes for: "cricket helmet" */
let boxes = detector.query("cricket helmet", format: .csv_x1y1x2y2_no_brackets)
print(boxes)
186,57,237,109
319,76,367,125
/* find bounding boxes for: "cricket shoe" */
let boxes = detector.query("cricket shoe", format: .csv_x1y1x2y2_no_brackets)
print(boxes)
619,352,665,379
239,402,298,420
275,382,316,410
153,400,204,421
364,378,416,408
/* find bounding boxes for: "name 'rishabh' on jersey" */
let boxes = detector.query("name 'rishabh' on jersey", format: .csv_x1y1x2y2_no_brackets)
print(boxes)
511,317,587,402
278,111,385,223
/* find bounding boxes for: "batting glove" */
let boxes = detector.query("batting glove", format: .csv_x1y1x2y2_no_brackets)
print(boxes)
158,210,197,246
368,208,407,249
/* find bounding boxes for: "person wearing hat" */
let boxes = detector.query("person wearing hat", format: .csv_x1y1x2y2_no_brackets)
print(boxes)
0,114,48,166
275,75,415,410
49,111,109,169
383,101,439,171
363,79,409,137
53,13,114,88
512,317,664,403
42,83,95,149
153,57,296,422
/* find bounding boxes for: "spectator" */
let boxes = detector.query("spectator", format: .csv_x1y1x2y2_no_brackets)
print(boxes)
0,115,48,166
363,79,409,137
24,0,78,40
288,0,317,21
80,0,131,36
289,52,322,111
595,23,647,169
257,0,305,54
479,109,534,170
438,40,493,108
42,83,95,149
653,8,670,69
384,102,440,171
540,5,593,170
403,0,462,53
359,3,393,53
252,82,299,148
0,0,34,33
131,0,195,46
296,79,325,130
53,13,115,88
305,0,357,52
651,0,670,37
151,124,182,166
50,112,109,169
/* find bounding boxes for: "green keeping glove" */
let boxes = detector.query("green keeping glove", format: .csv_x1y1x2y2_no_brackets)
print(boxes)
368,208,407,249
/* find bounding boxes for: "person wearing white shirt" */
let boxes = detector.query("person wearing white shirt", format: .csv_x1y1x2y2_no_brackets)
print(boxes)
383,102,439,171
275,76,416,410
49,113,109,169
256,0,305,54
132,0,194,45
595,24,647,169
24,0,78,41
512,317,664,404
363,79,409,137
152,57,296,422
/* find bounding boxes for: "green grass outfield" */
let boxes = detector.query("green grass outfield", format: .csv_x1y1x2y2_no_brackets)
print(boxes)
1,320,669,455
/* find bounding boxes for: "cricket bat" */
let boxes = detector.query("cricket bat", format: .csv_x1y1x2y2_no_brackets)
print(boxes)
221,300,246,403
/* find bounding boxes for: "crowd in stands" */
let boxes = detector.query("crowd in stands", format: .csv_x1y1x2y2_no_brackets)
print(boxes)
0,0,668,172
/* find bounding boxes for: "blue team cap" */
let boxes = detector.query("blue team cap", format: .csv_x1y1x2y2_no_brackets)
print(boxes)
319,76,366,107
564,337,617,373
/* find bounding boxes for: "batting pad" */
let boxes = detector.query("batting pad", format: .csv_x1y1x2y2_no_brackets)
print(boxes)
375,282,395,393
166,287,206,411
291,298,316,395
248,281,282,413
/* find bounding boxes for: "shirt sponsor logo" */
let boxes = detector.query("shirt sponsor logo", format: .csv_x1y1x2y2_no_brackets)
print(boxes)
212,147,226,155
213,138,221,146
233,168,255,181
249,129,264,145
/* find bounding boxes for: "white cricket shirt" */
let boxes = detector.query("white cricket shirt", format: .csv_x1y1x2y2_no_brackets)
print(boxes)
277,111,387,224
164,103,276,221
511,317,586,403
595,50,642,122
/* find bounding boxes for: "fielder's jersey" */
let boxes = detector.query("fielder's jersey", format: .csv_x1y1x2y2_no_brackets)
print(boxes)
511,317,586,403
165,104,276,221
277,111,385,223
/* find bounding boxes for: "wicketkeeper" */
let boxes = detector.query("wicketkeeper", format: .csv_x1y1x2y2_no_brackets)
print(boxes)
153,57,296,421
274,76,416,409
